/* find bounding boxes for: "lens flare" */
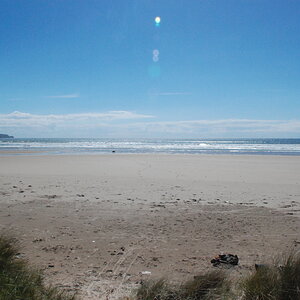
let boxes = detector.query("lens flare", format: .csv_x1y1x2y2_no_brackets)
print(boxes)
153,49,159,56
153,56,159,62
152,49,159,62
155,16,161,24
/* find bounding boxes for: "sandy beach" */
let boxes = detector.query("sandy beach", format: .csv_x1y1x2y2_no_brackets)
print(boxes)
0,154,299,299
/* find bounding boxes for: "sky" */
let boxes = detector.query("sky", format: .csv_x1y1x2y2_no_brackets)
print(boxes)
0,0,300,138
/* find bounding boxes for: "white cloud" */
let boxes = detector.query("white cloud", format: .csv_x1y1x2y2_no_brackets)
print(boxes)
118,119,300,137
0,111,299,137
0,111,153,128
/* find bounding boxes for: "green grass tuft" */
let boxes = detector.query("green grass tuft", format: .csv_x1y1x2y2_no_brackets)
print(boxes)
136,279,177,300
240,251,300,300
134,251,300,300
240,265,280,300
0,234,76,300
1,232,299,300
181,270,231,300
279,251,300,300
135,270,231,300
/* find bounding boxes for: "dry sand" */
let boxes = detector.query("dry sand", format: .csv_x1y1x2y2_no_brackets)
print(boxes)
0,154,299,299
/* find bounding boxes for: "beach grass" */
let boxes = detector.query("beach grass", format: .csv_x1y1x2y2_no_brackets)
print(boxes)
134,251,300,300
0,234,76,300
134,270,232,300
240,250,300,300
1,232,300,300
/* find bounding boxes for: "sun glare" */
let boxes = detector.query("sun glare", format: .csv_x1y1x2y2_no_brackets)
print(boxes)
155,16,161,25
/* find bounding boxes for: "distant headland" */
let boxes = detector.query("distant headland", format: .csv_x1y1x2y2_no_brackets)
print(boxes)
0,134,14,138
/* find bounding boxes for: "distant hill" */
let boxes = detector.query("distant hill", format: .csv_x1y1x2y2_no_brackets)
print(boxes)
0,134,14,138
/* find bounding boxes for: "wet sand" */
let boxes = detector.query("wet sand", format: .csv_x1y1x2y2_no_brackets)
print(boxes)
0,154,299,299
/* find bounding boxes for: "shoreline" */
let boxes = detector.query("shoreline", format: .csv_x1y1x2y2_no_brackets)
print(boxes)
0,154,299,299
1,137,300,158
1,150,300,157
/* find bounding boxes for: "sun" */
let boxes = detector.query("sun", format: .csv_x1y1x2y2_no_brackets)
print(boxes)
155,16,161,24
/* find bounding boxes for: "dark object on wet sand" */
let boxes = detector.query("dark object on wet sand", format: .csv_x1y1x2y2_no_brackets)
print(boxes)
211,254,239,267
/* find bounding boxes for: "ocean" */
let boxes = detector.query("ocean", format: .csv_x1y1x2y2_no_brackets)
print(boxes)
0,138,300,155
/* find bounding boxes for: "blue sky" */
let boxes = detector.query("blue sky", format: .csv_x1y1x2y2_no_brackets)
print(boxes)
1,0,300,138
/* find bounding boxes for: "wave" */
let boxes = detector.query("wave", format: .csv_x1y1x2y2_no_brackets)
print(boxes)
1,138,300,155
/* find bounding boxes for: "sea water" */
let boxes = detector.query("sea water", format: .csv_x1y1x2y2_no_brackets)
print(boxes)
1,138,300,155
